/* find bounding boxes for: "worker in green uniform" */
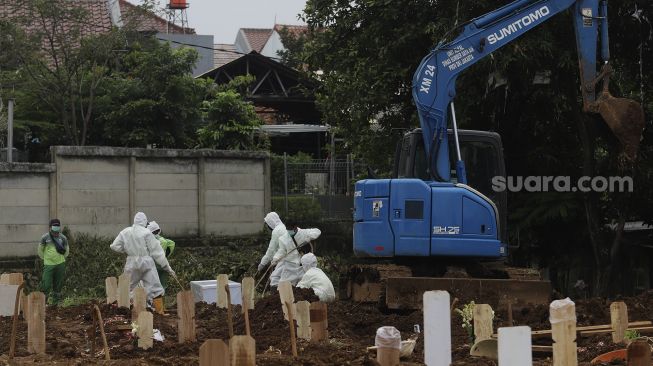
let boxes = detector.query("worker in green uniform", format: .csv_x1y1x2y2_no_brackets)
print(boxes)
38,218,69,305
146,221,175,290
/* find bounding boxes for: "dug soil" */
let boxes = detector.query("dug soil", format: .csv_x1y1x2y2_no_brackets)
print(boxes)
2,288,653,365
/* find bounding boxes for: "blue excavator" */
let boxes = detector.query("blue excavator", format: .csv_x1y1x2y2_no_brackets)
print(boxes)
350,0,645,309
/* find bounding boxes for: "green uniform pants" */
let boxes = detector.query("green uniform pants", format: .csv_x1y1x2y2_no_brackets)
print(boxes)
40,263,65,305
156,265,169,291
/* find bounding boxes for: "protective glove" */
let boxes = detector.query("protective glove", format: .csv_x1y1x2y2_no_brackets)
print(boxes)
257,263,266,272
168,268,177,278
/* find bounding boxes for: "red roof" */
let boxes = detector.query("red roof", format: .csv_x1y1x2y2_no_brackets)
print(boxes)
273,24,308,38
119,0,194,34
240,28,273,53
0,1,113,37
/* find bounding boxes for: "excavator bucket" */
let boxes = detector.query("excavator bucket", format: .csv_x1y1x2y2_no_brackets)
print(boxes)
596,93,646,163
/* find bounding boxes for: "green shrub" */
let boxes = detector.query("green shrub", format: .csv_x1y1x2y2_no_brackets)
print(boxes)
272,195,323,224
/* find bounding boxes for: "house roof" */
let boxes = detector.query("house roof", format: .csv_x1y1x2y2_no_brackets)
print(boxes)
119,0,194,34
213,43,240,68
0,0,114,37
273,24,308,38
239,28,273,52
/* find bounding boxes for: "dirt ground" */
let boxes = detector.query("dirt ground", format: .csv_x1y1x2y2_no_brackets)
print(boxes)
1,289,653,365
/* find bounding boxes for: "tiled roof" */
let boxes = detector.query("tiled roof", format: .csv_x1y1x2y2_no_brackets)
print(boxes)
0,0,113,38
213,43,240,68
119,0,194,34
273,24,308,38
240,28,273,52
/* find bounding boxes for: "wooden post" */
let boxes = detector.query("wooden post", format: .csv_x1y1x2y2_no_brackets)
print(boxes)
0,273,25,317
423,291,451,366
230,335,256,366
217,274,229,309
117,273,130,308
132,287,146,321
286,301,298,357
200,339,230,366
474,304,494,342
178,290,196,343
507,302,514,327
9,283,25,359
310,301,328,342
27,292,46,354
278,280,294,321
240,277,253,336
92,305,110,360
105,277,118,304
295,301,311,340
137,311,153,350
376,326,401,366
225,284,234,338
498,326,532,366
550,298,577,366
610,301,628,343
627,339,651,366
241,277,255,312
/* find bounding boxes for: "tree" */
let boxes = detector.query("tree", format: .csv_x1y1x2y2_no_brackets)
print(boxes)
196,75,263,150
92,41,207,148
293,0,653,295
1,0,127,146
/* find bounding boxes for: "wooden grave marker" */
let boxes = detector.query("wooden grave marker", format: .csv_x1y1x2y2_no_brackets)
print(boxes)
178,290,196,343
310,301,328,342
296,300,311,340
610,301,628,343
0,273,25,316
225,284,234,338
550,298,577,366
229,335,255,366
286,301,298,357
474,304,494,342
498,326,532,366
27,292,46,354
241,277,255,312
216,274,229,309
117,273,130,308
278,280,294,321
105,277,117,304
137,311,153,350
423,291,451,366
199,339,229,366
627,339,651,366
132,287,146,321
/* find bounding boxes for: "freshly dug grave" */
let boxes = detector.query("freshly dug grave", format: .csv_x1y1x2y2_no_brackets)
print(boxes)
2,290,653,365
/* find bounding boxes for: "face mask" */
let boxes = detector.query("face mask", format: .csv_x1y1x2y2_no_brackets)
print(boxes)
51,225,61,233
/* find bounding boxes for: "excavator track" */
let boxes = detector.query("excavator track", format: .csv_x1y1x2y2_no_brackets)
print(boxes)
345,263,551,310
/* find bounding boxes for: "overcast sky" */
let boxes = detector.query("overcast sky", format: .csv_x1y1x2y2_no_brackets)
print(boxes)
146,0,308,44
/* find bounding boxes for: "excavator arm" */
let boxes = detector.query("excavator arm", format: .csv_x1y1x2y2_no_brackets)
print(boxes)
413,0,645,183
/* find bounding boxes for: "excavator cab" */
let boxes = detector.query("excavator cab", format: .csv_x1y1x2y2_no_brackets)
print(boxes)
393,129,508,244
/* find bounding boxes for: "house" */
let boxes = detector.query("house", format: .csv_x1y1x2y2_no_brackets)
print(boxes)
0,0,214,76
215,24,308,68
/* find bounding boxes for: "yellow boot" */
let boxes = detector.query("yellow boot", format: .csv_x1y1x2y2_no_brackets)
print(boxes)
153,296,166,315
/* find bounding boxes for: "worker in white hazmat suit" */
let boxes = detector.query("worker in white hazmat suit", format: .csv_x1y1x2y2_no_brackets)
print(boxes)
297,253,335,302
258,212,286,273
110,212,176,311
270,228,321,286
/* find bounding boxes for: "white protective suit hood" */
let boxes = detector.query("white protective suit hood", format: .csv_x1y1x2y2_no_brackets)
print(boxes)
301,253,318,272
134,212,148,227
294,228,321,246
264,212,282,229
147,221,160,233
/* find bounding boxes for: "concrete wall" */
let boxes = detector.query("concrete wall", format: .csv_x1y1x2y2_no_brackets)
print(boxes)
0,163,55,257
0,147,271,258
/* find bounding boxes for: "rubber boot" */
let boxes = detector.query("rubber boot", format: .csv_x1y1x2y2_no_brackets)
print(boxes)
153,296,166,315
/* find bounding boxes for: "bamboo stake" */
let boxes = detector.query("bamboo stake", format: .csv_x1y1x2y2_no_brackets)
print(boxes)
9,282,25,360
225,284,234,338
286,301,298,357
92,305,110,360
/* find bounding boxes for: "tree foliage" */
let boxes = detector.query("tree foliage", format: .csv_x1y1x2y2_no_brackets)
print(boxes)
292,0,653,295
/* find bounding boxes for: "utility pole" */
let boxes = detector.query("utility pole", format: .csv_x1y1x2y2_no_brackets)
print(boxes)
7,98,14,163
